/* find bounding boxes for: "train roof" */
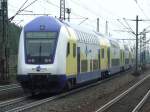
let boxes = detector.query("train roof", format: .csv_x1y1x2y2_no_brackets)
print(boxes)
63,21,96,35
118,41,125,50
23,16,128,48
63,21,100,45
24,16,62,32
107,37,120,48
96,34,110,47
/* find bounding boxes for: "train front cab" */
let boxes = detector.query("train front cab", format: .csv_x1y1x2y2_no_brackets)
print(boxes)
17,16,70,94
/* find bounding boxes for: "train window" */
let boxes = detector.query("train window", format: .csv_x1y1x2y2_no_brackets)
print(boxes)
112,59,120,66
125,59,129,64
25,32,58,64
26,32,57,38
93,60,99,71
81,60,88,72
73,43,76,57
101,48,105,59
67,42,70,56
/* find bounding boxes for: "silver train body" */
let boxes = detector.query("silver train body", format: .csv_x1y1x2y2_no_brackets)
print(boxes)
17,16,135,94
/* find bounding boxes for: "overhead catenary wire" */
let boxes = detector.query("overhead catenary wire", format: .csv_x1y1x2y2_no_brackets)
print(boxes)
19,0,38,14
70,0,128,34
70,0,107,24
94,0,121,19
78,18,88,25
8,4,33,14
133,0,150,19
43,0,88,20
8,3,22,12
9,0,29,21
43,0,59,8
8,0,150,39
117,19,136,37
70,0,150,36
123,18,135,35
18,13,51,16
9,0,39,21
16,0,29,14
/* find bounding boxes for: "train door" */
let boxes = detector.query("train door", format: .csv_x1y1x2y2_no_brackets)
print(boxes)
66,42,77,75
77,47,80,73
123,51,125,65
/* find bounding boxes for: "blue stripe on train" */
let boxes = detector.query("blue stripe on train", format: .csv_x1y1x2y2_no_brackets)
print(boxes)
109,66,121,75
76,71,101,83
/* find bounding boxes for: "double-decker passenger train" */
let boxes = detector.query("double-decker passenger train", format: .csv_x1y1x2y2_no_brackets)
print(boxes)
17,16,135,94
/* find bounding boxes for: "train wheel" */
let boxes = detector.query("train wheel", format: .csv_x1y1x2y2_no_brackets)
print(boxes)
63,80,72,92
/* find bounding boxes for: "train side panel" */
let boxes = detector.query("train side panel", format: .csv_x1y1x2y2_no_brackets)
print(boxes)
119,42,125,71
109,39,121,75
124,45,130,70
99,37,110,77
74,30,101,83
65,26,77,86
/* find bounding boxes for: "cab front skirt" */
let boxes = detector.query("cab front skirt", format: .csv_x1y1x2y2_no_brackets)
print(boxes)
17,74,67,93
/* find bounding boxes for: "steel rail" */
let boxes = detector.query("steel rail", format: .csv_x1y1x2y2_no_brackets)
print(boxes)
0,84,21,92
0,84,18,89
132,89,150,112
0,96,29,108
5,70,132,112
95,74,150,112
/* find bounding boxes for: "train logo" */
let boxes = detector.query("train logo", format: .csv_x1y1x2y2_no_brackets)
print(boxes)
36,65,41,72
40,25,45,31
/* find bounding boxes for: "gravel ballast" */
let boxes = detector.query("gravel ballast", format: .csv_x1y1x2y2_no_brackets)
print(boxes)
22,70,150,112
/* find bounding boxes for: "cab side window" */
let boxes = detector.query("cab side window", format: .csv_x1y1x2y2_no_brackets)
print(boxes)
101,48,105,58
67,42,70,56
73,43,76,57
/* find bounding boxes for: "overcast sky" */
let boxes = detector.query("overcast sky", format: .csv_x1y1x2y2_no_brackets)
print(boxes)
8,0,150,40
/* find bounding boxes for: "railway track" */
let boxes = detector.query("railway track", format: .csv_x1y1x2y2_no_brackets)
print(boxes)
95,74,150,112
0,83,21,92
0,83,23,103
0,96,37,112
0,70,133,112
0,96,29,112
0,81,110,112
132,89,150,112
134,89,150,112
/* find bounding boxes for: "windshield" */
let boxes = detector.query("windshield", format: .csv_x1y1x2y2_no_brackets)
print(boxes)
25,32,58,64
